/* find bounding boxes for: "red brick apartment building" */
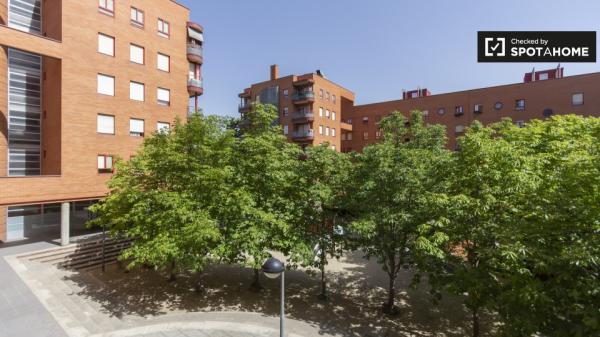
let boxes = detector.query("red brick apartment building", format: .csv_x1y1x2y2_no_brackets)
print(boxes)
0,0,203,242
239,65,599,152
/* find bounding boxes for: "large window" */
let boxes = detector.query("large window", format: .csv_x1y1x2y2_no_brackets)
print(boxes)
157,88,170,106
130,7,144,27
97,155,114,173
129,118,144,137
97,114,115,134
98,33,115,56
129,81,144,101
97,74,115,96
130,44,144,64
157,53,170,72
9,0,42,34
99,0,114,15
157,18,170,37
515,99,525,111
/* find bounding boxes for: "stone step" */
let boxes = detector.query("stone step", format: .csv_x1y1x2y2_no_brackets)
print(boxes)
23,238,131,262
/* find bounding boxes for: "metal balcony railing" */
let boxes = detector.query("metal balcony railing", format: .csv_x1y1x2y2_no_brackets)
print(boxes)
292,129,314,139
188,77,203,88
292,111,314,119
292,92,315,101
187,44,203,58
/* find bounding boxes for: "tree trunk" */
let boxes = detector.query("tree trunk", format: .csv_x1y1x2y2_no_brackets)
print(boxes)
318,242,327,300
168,259,177,282
472,308,480,337
383,273,399,315
250,268,263,292
194,270,204,293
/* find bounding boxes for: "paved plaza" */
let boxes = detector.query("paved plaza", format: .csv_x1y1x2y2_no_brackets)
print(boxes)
1,239,493,337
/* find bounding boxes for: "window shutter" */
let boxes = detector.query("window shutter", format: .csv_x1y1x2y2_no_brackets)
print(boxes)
98,34,114,56
130,45,144,64
130,82,144,101
157,54,169,71
157,88,170,103
97,74,114,96
130,119,144,133
97,115,114,134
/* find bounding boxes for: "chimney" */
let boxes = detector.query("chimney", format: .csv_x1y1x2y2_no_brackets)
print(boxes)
270,64,279,80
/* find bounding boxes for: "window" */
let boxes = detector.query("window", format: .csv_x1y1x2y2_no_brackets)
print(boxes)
129,118,144,137
362,116,369,124
347,118,352,124
515,120,525,128
129,82,144,101
331,145,336,151
319,89,324,99
422,110,429,116
283,124,289,135
98,33,114,56
157,18,170,37
539,73,549,80
97,114,114,134
375,130,381,139
347,132,353,140
157,88,170,106
157,53,170,72
130,44,144,64
332,95,336,103
130,7,144,27
325,127,330,136
515,99,525,110
283,107,288,116
97,155,113,173
572,93,584,106
157,122,170,132
455,106,464,116
437,108,445,115
283,89,289,98
99,0,114,14
494,102,503,110
474,104,483,114
319,125,323,135
332,111,336,121
341,133,346,141
455,125,465,134
326,91,330,101
543,108,554,118
363,131,369,140
326,109,330,118
331,128,336,137
319,107,323,117
97,74,115,96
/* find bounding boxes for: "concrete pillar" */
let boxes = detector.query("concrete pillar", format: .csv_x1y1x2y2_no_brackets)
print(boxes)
61,202,70,246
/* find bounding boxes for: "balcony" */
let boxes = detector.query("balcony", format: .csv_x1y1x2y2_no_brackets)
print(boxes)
292,92,315,105
187,44,203,64
291,111,314,124
292,129,314,141
293,78,315,87
340,122,353,131
239,102,251,113
188,78,203,96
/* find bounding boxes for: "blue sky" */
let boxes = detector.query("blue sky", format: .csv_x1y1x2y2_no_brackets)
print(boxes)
180,0,600,117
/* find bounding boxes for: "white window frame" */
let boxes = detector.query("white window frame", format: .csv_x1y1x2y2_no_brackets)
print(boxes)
97,155,114,173
129,81,144,101
130,44,145,64
129,118,145,137
283,124,289,135
319,107,323,117
157,88,170,106
99,0,114,14
97,74,115,96
130,7,144,27
98,33,115,56
326,109,330,118
157,53,170,72
97,114,115,134
331,128,336,137
325,127,330,136
332,111,336,121
319,125,323,135
157,18,170,37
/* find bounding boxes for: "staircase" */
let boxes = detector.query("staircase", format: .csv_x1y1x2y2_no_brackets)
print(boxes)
18,235,132,271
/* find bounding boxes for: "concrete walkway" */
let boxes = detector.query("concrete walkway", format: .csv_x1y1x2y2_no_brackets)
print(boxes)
0,240,67,337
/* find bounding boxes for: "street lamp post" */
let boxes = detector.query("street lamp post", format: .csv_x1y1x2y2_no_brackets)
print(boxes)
262,257,285,337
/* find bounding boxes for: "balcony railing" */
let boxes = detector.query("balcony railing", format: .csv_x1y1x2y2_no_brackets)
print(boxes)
239,102,252,112
292,129,314,139
188,77,203,88
291,111,314,122
187,44,203,57
292,92,315,102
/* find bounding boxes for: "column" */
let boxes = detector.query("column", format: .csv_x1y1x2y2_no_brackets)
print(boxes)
61,202,70,246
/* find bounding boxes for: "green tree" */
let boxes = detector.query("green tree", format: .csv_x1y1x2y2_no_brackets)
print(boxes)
493,115,600,337
221,103,303,290
293,144,352,300
429,119,538,337
349,111,450,314
89,114,235,286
